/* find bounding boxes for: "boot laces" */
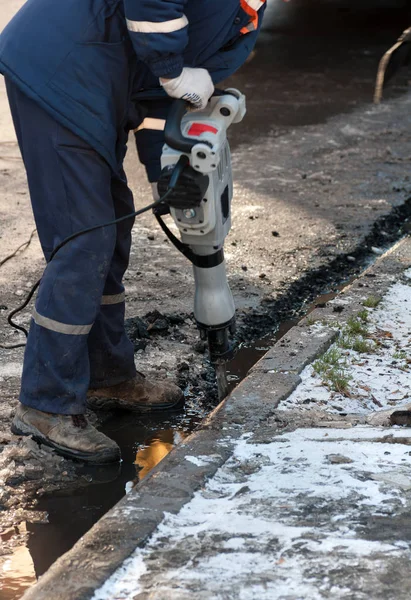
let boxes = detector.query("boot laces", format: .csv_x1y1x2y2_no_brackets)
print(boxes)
72,414,88,429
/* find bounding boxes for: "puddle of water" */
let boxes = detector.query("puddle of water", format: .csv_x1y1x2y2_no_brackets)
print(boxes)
0,547,36,600
11,409,204,586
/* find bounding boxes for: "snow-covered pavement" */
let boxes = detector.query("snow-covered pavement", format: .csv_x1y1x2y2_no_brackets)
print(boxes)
92,428,411,600
90,267,411,600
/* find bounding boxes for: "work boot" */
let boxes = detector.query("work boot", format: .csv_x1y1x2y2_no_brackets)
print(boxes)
11,405,120,464
87,373,184,413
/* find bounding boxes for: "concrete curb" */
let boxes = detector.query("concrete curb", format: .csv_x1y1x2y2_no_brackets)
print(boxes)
22,236,411,600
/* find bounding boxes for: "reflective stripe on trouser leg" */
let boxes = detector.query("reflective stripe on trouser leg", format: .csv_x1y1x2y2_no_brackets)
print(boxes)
101,292,126,306
88,171,137,389
32,308,93,335
6,81,119,414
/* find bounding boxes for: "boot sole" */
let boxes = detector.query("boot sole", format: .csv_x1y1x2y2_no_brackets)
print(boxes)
86,393,185,413
11,418,121,465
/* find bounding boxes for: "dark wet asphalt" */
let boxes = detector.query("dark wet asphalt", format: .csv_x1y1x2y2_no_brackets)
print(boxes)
229,0,411,147
7,0,411,596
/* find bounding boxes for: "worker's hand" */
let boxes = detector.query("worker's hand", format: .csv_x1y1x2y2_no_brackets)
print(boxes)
160,67,214,111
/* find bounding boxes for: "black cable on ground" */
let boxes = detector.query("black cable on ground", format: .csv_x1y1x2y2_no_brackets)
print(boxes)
0,156,186,350
0,228,37,268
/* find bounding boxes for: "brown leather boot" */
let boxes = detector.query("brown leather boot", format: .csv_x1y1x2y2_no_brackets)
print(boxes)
11,405,120,464
87,373,184,413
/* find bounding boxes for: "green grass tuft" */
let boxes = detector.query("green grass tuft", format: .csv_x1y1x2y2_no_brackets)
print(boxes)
313,348,351,394
313,347,343,370
362,296,381,309
351,338,373,353
326,369,352,394
338,333,354,350
338,333,373,354
357,309,369,323
346,316,369,337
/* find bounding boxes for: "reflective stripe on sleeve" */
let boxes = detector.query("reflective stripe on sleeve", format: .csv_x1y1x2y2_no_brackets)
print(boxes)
32,308,93,335
101,292,126,306
244,0,265,10
126,15,188,34
241,22,256,34
134,118,166,133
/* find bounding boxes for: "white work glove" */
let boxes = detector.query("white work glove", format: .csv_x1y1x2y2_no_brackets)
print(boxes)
160,67,214,111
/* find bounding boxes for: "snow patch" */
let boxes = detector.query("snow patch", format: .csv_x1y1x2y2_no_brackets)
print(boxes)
283,281,411,415
0,361,22,380
185,454,220,467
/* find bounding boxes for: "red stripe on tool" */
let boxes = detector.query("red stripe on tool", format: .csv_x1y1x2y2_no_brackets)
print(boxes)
187,123,218,136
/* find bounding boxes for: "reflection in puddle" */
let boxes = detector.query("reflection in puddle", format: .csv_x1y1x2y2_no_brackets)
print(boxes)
1,543,36,600
135,430,187,481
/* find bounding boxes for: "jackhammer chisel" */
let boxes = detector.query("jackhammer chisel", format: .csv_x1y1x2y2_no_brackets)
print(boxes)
155,90,246,398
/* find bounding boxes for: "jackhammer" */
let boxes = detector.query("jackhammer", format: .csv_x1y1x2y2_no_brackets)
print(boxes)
155,90,246,398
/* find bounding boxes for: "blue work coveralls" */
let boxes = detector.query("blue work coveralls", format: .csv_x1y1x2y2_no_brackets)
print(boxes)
0,0,265,414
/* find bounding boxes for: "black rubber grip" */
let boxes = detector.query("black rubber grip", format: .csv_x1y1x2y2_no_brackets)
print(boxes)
164,98,218,153
164,99,195,153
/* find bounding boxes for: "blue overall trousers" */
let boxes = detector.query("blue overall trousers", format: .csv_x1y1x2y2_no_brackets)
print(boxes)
6,80,137,414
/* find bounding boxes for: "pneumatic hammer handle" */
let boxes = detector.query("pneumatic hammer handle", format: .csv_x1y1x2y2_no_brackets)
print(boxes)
164,99,197,154
164,90,234,153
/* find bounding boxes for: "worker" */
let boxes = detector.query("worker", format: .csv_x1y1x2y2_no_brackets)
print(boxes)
0,0,266,464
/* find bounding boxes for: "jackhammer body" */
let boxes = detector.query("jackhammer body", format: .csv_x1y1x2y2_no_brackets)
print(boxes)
156,91,246,379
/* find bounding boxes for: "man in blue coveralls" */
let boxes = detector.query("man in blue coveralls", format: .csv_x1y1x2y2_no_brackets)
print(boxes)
0,0,266,463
